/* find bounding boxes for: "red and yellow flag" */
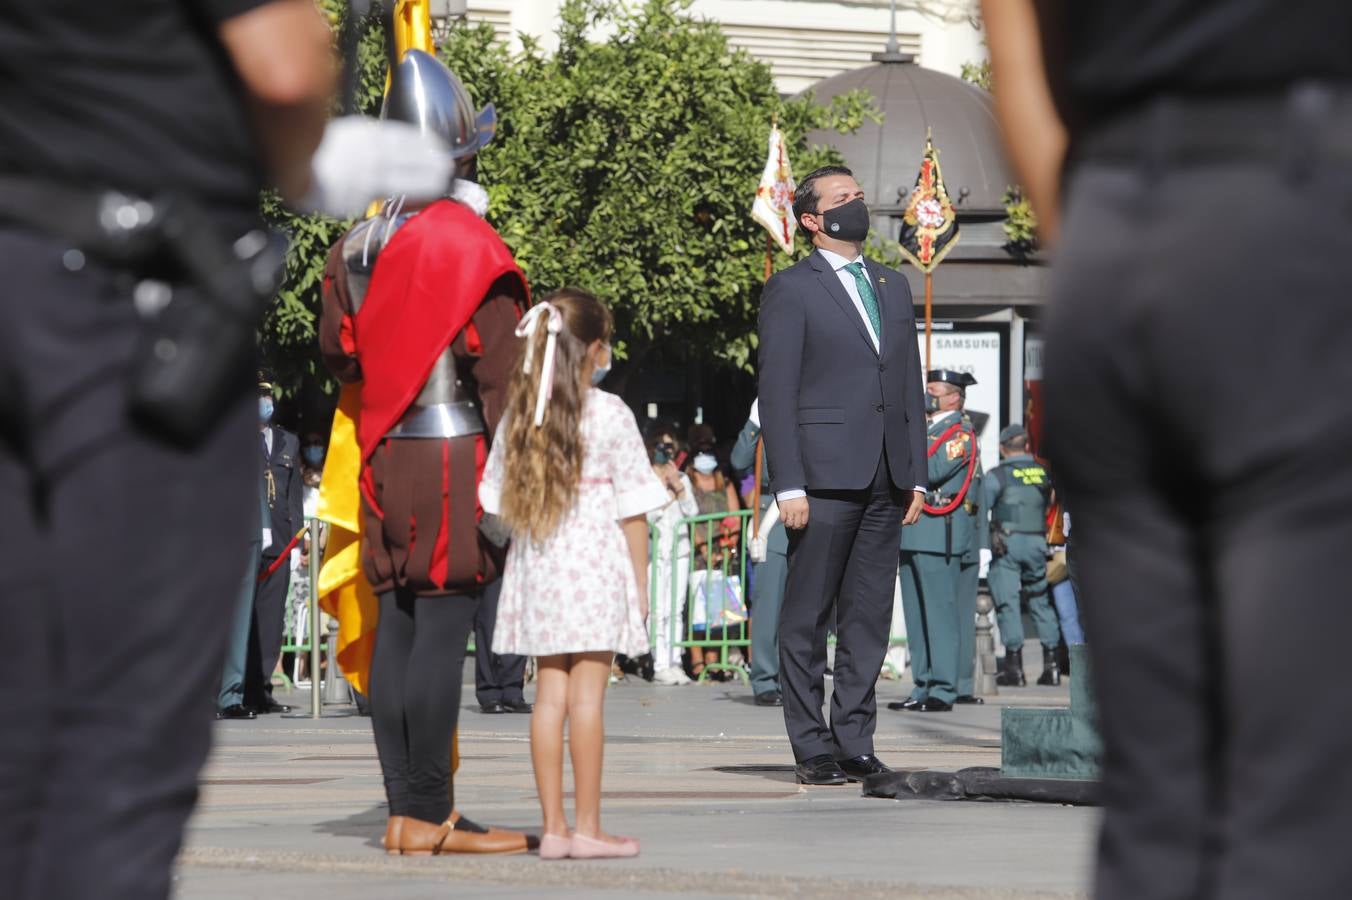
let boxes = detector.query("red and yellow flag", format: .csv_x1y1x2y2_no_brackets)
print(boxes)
898,131,961,273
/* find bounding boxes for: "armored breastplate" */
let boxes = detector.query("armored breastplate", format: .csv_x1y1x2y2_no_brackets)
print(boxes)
343,211,486,440
386,348,486,439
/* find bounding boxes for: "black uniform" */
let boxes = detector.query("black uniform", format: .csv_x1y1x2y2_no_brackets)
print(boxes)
0,2,269,899
1042,3,1352,899
245,425,304,711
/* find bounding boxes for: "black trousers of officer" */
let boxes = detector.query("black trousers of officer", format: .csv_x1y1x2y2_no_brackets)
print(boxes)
779,452,903,762
474,578,527,706
0,228,254,900
1044,87,1352,900
244,557,289,708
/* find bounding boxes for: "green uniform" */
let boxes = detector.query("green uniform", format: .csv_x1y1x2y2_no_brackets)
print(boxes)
956,423,984,698
899,412,980,705
985,454,1060,652
730,417,787,697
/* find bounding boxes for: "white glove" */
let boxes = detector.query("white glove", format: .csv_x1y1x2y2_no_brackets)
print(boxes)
299,116,456,218
748,398,760,428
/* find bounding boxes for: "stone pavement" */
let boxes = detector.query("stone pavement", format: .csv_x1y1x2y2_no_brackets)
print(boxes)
175,663,1097,900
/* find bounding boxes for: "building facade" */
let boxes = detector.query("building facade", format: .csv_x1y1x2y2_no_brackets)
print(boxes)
448,0,985,92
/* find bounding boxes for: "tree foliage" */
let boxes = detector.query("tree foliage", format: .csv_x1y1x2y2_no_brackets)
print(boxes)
259,0,876,395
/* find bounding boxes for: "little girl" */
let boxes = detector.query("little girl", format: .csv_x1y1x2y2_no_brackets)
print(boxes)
479,288,667,859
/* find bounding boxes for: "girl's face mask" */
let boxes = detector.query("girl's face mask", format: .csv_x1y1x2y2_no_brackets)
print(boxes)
692,453,718,474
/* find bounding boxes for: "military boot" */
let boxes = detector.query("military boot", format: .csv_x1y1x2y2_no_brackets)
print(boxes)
996,648,1026,687
1037,646,1062,686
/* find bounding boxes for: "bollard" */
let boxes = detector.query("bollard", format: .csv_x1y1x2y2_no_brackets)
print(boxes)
974,588,999,697
308,517,323,718
324,612,345,704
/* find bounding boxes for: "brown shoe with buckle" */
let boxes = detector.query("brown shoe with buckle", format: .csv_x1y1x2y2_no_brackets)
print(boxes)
440,810,532,854
395,816,452,856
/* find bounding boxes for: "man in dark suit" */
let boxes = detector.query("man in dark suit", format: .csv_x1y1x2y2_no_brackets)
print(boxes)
758,166,928,785
244,375,304,714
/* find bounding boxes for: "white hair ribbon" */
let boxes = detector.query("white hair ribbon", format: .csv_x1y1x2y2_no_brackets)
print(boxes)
515,302,564,427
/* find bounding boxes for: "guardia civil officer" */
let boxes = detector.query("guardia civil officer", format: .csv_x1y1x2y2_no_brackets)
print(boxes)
984,424,1060,687
245,374,303,714
890,370,981,713
0,3,458,898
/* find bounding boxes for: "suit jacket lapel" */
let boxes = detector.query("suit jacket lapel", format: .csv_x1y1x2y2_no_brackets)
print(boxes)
810,252,878,357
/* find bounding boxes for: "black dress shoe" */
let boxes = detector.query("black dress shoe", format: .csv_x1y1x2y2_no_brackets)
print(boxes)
836,754,892,781
479,702,507,714
794,754,849,785
753,690,783,707
501,699,533,714
918,697,953,712
953,695,985,705
886,697,923,711
256,699,293,714
216,704,256,720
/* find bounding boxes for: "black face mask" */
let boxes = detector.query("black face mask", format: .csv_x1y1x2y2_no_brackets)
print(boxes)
819,197,871,242
924,393,942,414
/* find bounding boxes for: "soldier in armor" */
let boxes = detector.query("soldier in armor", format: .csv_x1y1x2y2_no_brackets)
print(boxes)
319,50,529,855
985,424,1061,687
890,370,981,713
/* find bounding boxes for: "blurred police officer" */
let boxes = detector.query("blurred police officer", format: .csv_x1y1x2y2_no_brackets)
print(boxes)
0,3,458,898
891,370,981,713
987,1,1352,895
985,424,1060,687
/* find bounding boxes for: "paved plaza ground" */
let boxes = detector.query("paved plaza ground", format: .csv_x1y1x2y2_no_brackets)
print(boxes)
175,660,1097,900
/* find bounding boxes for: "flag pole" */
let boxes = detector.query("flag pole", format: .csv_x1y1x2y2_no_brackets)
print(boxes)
924,271,934,372
764,233,773,282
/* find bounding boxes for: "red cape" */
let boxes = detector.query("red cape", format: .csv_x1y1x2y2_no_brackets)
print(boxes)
352,199,527,462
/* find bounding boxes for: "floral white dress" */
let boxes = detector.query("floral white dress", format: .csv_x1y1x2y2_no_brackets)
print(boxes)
479,389,668,657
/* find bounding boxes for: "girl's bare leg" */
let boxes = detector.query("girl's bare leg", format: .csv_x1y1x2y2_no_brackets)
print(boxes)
566,651,621,841
531,654,571,837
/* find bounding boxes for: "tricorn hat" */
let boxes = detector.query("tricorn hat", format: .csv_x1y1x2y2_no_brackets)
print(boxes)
927,369,977,388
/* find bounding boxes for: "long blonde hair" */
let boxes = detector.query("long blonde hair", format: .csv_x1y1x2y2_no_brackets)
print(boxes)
499,288,613,543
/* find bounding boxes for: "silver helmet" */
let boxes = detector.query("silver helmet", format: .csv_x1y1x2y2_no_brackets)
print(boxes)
382,49,496,176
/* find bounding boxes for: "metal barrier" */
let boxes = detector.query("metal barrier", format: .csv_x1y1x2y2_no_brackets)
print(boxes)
653,508,755,682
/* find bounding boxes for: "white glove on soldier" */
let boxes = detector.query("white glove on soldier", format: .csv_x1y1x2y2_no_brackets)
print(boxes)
299,116,456,218
748,398,760,428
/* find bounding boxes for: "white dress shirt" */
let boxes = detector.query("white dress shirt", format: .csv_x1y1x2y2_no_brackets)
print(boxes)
815,246,879,352
775,248,924,502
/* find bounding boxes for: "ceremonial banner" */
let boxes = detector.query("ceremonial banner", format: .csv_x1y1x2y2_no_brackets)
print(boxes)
898,132,961,273
751,124,796,254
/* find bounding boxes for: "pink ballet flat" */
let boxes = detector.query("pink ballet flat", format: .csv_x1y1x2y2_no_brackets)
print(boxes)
567,832,639,859
538,833,571,859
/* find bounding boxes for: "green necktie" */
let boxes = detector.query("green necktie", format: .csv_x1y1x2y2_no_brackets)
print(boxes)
844,262,882,344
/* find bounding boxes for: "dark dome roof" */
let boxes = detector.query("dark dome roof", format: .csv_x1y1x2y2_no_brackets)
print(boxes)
801,57,1013,216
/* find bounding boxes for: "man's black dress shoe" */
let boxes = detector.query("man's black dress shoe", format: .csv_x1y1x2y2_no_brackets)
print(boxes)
255,699,293,714
754,690,783,707
794,754,849,785
886,697,922,711
479,702,507,714
954,695,984,705
502,699,533,714
216,704,256,720
918,697,953,712
836,754,892,781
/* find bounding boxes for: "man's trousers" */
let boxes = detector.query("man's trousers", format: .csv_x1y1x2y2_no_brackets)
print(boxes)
987,533,1059,651
899,551,962,705
474,578,527,706
0,227,255,900
779,456,903,762
749,543,788,696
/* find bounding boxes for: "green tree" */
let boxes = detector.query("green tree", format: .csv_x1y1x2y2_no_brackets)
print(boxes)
259,0,875,395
